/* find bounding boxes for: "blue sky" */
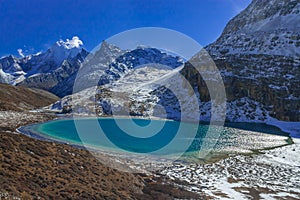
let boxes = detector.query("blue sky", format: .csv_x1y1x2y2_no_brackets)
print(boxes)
0,0,251,57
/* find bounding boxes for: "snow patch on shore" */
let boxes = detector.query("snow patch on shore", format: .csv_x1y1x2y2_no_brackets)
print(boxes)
162,139,300,199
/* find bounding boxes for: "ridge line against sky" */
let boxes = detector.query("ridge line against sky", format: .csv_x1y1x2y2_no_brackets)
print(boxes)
0,0,251,57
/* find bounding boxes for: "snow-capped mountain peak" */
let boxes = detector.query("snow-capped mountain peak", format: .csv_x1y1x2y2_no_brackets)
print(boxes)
0,36,88,94
46,36,84,65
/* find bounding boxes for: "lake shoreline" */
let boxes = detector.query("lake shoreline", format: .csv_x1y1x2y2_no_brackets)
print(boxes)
16,115,293,170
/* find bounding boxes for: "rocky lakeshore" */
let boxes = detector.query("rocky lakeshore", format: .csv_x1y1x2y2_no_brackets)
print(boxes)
160,139,300,199
0,111,203,199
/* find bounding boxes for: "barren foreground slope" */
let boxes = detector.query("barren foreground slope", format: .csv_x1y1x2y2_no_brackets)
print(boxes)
0,111,202,199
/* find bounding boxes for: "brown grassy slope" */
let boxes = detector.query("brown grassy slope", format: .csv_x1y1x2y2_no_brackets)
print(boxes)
0,83,59,111
0,112,202,199
0,124,143,199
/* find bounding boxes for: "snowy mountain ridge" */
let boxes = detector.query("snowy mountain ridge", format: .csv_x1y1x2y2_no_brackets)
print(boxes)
0,36,86,86
72,40,184,93
0,37,184,97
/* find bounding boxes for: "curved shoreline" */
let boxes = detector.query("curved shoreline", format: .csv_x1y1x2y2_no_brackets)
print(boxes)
16,123,89,151
16,116,294,164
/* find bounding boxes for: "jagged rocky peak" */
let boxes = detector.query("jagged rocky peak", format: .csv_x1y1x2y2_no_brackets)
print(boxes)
207,0,300,57
90,40,124,63
99,40,119,51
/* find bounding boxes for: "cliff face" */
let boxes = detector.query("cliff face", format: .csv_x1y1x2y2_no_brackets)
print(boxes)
182,0,300,121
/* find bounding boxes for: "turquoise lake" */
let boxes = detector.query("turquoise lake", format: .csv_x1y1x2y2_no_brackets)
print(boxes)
19,118,290,158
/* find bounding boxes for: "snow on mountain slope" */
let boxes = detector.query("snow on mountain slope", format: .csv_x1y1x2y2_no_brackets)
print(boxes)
0,37,87,97
0,55,25,84
24,36,84,76
47,47,185,115
73,43,184,93
18,49,89,97
46,66,174,115
107,64,174,91
206,0,300,57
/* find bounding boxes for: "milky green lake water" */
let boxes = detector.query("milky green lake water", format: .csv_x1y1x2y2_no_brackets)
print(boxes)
18,118,290,158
